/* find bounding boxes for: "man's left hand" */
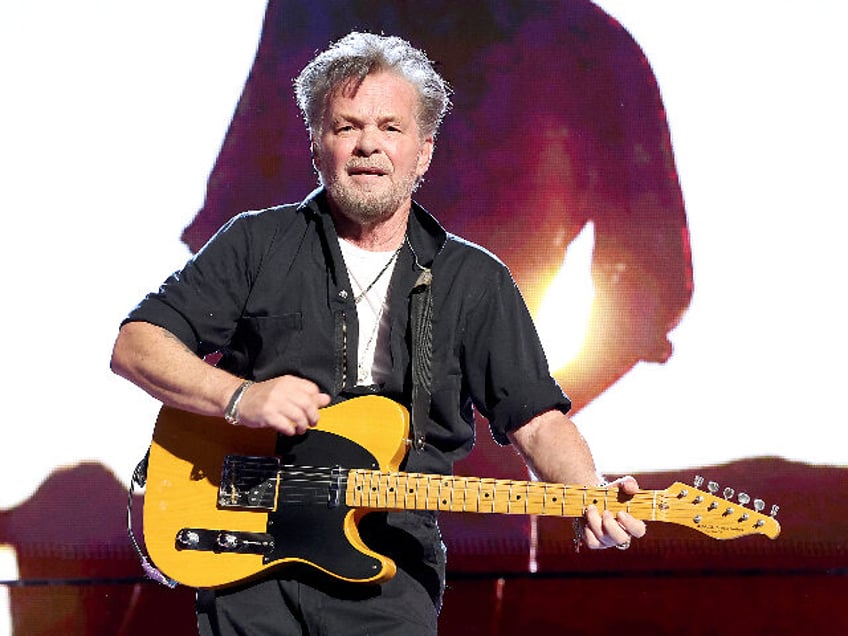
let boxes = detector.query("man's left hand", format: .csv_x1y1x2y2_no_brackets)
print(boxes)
580,475,647,550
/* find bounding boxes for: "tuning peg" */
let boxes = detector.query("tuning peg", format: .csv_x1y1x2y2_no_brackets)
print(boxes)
753,499,765,513
723,486,735,500
707,481,719,495
694,475,704,488
770,504,780,518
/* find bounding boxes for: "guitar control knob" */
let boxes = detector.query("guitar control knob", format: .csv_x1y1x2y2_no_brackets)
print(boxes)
217,532,239,551
176,529,201,549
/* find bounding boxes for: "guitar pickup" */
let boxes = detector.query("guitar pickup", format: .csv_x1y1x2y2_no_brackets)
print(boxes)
219,454,280,510
175,528,275,555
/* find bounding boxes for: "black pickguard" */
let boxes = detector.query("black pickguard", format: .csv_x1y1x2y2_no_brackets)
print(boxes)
265,429,383,581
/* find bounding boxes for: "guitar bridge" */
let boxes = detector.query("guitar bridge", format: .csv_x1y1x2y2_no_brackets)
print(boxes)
219,454,280,510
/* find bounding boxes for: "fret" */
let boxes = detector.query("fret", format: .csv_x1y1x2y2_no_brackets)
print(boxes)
409,472,421,510
383,472,395,508
347,471,663,520
403,472,414,509
480,478,495,513
366,471,376,507
438,477,451,511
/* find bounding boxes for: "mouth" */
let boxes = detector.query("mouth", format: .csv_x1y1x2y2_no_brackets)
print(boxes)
347,163,390,178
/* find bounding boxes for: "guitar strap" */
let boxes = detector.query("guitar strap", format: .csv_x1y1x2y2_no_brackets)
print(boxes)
126,450,178,587
409,267,433,451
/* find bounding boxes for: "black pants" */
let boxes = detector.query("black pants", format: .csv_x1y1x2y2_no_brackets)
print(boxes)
196,566,438,635
197,512,445,635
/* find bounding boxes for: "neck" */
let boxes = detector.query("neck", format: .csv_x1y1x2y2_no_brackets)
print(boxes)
330,203,411,252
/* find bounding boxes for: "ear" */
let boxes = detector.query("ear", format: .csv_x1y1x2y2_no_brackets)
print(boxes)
311,140,322,171
416,136,435,178
310,140,329,185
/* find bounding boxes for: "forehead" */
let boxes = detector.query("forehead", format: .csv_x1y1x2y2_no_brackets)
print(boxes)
326,71,420,121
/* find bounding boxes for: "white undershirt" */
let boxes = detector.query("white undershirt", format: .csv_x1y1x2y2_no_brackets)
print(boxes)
338,239,399,386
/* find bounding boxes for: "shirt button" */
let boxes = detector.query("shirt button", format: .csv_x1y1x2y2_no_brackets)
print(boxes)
338,290,348,300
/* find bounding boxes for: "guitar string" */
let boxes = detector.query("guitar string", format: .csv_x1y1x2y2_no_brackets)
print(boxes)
235,466,688,499
242,466,650,497
235,490,758,525
224,466,762,518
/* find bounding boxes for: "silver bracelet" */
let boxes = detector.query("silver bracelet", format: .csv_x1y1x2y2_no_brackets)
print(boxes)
224,380,254,425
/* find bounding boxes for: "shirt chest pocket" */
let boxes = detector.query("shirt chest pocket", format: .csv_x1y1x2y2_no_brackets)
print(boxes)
236,312,304,378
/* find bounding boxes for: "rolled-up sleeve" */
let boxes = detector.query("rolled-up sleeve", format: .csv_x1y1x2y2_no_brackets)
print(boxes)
122,213,256,356
461,265,571,445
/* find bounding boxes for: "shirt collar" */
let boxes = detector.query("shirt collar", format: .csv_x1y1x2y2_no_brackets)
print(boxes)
300,187,448,269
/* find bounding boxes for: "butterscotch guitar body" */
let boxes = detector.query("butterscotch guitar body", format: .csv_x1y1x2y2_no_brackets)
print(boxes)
144,396,410,589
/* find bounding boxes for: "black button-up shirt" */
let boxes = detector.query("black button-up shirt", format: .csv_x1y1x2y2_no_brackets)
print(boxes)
125,188,570,477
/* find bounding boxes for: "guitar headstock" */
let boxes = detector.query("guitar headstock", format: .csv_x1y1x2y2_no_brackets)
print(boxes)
659,478,781,540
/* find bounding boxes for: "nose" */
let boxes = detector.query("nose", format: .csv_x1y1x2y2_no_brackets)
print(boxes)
354,126,381,157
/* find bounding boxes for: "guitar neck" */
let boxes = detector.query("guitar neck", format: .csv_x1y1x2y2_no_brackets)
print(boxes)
345,469,657,520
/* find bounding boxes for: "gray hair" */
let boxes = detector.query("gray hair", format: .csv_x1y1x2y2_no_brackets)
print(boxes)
294,32,451,139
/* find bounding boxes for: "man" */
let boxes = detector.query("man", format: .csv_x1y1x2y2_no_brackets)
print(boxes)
111,32,645,635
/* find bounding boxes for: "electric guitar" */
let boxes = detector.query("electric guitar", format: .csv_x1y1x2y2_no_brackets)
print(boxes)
142,395,781,589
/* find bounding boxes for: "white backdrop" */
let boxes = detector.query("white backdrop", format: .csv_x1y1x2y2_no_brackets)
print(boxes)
1,5,846,624
0,0,848,633
1,0,846,507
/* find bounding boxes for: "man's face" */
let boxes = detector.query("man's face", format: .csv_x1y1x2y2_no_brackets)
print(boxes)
314,71,434,226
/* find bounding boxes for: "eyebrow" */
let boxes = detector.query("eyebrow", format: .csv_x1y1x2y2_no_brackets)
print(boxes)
330,112,408,128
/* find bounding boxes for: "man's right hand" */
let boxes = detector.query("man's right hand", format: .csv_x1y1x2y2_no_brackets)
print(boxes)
235,375,331,435
111,322,331,435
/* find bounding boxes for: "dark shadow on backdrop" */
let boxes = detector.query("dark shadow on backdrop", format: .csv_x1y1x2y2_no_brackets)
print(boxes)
180,0,693,553
1,3,844,634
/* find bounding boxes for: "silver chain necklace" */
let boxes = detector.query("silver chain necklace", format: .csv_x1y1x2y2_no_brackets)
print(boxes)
352,245,402,304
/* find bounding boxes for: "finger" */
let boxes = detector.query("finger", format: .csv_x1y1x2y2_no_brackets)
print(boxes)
293,419,312,435
601,510,632,547
304,392,332,426
621,477,640,494
584,505,603,539
268,415,298,436
581,524,604,550
315,391,332,407
282,378,331,426
582,506,606,549
608,475,640,494
616,511,647,539
284,403,315,432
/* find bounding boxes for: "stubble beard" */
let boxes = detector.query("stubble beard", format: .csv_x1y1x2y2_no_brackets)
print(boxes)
322,167,420,226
